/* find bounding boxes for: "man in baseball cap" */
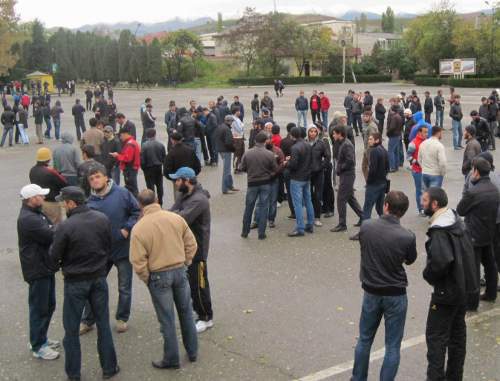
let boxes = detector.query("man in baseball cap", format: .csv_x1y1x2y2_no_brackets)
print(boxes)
17,184,59,360
169,166,197,180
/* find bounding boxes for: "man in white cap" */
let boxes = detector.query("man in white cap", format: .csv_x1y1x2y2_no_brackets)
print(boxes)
17,184,59,360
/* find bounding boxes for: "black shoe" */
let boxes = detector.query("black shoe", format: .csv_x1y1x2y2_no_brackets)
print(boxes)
349,232,360,241
152,360,180,369
68,377,81,381
269,221,276,228
479,294,496,302
323,212,335,218
353,219,362,227
330,225,347,233
480,278,486,287
250,222,258,230
258,234,267,240
189,356,197,363
287,230,304,237
287,215,296,220
305,226,314,233
241,231,248,238
103,366,120,379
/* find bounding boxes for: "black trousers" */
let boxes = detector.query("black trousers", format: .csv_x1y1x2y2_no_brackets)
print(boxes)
123,167,138,198
86,99,92,111
322,164,335,214
337,173,362,227
311,110,321,124
495,224,500,274
143,165,164,206
206,129,218,164
187,261,213,321
425,112,432,124
425,303,466,381
352,113,362,135
377,118,385,135
277,174,286,203
474,245,498,303
285,174,295,217
74,118,86,141
310,170,324,219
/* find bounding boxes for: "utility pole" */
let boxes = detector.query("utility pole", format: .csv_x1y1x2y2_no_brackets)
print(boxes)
341,40,346,84
273,0,277,13
485,1,497,74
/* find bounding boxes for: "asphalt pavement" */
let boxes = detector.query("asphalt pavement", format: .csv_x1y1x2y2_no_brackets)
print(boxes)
0,83,498,381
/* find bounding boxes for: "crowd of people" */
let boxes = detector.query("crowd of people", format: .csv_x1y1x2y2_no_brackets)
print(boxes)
10,82,500,380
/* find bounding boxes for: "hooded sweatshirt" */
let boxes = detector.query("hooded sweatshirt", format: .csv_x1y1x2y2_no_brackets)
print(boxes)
53,133,81,177
408,111,432,142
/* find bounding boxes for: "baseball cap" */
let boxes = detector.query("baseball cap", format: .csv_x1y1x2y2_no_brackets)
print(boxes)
103,126,114,133
55,186,86,203
20,184,49,200
169,167,196,180
224,115,234,123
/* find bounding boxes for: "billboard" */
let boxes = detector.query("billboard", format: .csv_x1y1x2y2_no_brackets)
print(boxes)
439,58,476,75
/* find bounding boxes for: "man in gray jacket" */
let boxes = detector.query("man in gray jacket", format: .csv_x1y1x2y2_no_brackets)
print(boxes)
53,133,81,186
239,131,278,240
170,167,213,334
295,90,309,128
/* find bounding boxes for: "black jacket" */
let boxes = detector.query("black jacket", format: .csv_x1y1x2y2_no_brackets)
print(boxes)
386,111,403,137
176,115,199,142
423,210,478,306
375,104,386,121
1,110,15,128
434,95,444,111
336,138,356,175
205,112,218,134
170,184,211,262
457,176,499,247
29,164,67,202
101,137,121,174
287,139,312,181
424,97,433,114
472,117,491,143
215,123,235,153
367,144,389,185
48,205,112,282
360,214,417,295
164,143,201,180
118,120,137,140
72,104,85,121
17,205,55,282
140,139,166,169
309,139,331,173
449,103,463,121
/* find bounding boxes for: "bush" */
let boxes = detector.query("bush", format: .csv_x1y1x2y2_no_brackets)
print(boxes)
414,77,500,87
229,74,392,86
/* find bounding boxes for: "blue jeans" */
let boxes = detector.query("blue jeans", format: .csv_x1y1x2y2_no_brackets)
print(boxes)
346,109,353,126
362,183,386,221
290,179,314,233
220,151,234,193
17,123,29,144
148,267,198,366
194,137,204,167
422,174,443,190
29,275,56,351
243,183,271,237
451,119,463,149
82,258,133,325
268,178,280,222
53,119,61,140
44,117,52,137
321,111,328,128
352,292,408,381
112,165,121,185
411,171,423,211
387,136,401,171
435,110,444,128
297,110,307,128
63,277,117,379
0,126,13,146
65,175,79,186
184,139,195,150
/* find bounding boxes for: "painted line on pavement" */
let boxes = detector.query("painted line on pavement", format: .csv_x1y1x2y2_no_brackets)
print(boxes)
297,307,500,381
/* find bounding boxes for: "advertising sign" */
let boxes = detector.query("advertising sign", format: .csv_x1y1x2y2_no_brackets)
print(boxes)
439,59,476,75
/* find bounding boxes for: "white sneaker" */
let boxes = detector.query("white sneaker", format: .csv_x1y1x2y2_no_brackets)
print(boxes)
277,202,282,208
314,220,323,227
32,343,59,360
28,338,60,351
196,320,214,333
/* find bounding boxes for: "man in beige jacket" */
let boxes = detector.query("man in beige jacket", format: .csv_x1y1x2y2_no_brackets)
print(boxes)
130,189,198,370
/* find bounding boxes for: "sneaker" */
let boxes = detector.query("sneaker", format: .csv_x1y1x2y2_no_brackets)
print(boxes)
46,338,60,349
268,221,276,228
250,222,258,230
103,365,120,379
196,319,214,333
116,320,128,333
32,343,59,360
79,323,94,336
277,202,282,208
314,220,323,227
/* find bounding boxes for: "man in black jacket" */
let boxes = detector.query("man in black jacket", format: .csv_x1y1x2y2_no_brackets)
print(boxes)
141,128,166,206
176,107,201,150
331,125,363,232
457,158,499,307
424,91,434,124
352,191,416,381
49,186,119,380
307,124,331,227
203,106,218,166
285,127,314,237
116,113,137,140
422,187,478,381
71,99,86,141
17,184,59,360
170,168,213,334
101,126,121,184
215,115,238,194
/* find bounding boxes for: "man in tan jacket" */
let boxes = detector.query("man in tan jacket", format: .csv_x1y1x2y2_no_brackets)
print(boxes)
130,189,198,370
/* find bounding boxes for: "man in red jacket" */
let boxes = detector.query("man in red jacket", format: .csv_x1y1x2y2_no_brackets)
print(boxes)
310,90,321,124
407,125,428,215
319,92,331,129
110,125,141,197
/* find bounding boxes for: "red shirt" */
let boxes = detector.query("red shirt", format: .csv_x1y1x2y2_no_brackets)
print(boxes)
320,96,330,112
310,96,320,111
410,134,425,173
271,134,282,148
117,136,141,171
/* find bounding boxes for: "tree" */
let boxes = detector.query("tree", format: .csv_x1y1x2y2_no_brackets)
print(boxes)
161,30,203,83
217,12,223,33
359,13,368,33
0,0,19,75
148,38,163,84
381,7,395,33
118,30,132,81
26,20,49,72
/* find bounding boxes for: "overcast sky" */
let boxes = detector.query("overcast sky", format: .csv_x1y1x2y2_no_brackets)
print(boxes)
16,0,487,28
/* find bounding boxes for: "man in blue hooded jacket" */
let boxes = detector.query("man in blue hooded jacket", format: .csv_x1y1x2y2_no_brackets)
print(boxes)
79,166,140,335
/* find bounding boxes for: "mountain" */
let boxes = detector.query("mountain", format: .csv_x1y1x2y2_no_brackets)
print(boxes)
396,12,418,19
341,11,381,21
75,17,214,36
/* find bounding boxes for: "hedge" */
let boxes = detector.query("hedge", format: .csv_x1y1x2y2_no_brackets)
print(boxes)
414,77,500,88
229,74,392,86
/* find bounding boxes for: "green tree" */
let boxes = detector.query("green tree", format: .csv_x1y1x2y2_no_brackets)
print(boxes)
0,0,19,75
26,19,49,72
381,7,395,33
148,38,163,84
118,30,132,81
161,30,203,83
217,12,223,32
359,13,368,33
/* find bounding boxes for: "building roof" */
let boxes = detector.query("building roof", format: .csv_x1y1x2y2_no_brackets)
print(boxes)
26,71,50,77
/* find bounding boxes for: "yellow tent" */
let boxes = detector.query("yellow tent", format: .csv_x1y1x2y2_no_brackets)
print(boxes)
26,71,55,93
